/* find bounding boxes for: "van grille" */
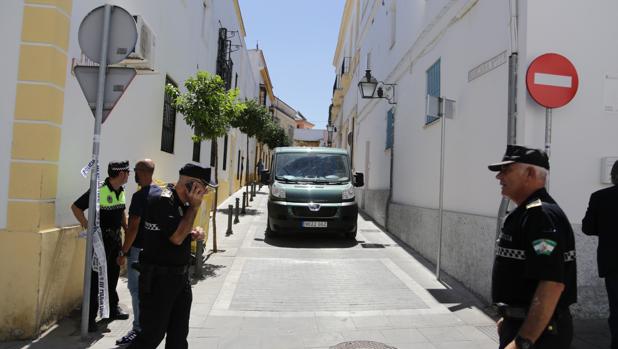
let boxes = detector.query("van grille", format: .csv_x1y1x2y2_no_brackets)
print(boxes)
292,206,338,218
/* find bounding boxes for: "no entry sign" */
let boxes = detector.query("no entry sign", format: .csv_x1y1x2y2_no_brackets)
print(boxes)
526,53,578,108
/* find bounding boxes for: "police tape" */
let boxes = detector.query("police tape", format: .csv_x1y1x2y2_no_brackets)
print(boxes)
93,162,109,318
92,227,109,319
81,159,96,178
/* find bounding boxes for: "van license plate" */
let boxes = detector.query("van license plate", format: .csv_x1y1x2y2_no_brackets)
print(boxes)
302,221,327,228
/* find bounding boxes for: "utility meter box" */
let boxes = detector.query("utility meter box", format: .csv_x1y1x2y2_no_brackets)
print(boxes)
601,157,618,184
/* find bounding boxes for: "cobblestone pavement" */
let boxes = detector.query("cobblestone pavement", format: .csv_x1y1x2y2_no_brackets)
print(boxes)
1,187,610,348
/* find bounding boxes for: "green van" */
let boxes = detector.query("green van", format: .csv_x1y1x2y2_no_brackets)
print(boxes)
265,147,364,239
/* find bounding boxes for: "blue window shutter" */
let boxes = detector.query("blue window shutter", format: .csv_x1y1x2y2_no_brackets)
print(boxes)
426,59,441,124
386,108,394,150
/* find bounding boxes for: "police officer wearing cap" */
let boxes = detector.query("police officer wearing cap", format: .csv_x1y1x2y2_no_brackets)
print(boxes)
488,145,577,349
128,163,215,349
71,160,131,332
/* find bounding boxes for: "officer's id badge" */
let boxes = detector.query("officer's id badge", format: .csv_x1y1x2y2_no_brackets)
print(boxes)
107,195,113,203
532,239,557,255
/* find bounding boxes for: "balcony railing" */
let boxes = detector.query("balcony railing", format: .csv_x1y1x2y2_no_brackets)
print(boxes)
341,56,351,76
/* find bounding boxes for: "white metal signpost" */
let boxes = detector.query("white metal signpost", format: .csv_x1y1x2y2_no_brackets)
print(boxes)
426,95,455,281
75,4,137,338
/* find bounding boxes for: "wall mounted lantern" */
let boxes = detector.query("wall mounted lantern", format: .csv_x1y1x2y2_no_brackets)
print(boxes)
358,69,396,104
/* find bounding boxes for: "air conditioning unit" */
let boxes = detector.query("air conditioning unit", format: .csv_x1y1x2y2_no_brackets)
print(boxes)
116,15,156,71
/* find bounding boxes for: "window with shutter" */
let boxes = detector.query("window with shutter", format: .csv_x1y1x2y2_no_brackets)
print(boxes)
426,59,441,124
386,108,394,150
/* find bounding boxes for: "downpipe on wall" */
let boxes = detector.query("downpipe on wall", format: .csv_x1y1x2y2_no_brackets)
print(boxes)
496,0,519,243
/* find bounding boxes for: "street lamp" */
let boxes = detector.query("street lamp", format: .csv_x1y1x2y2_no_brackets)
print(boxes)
326,124,334,147
357,69,396,104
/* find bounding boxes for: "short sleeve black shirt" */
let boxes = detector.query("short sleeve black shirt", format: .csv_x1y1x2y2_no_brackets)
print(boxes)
492,188,577,310
73,179,125,230
128,184,163,248
139,186,192,267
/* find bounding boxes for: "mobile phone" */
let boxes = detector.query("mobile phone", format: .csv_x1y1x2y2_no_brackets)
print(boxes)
185,181,195,192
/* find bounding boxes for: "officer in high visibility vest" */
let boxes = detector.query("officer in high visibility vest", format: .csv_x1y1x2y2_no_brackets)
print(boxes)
71,160,131,332
488,146,577,349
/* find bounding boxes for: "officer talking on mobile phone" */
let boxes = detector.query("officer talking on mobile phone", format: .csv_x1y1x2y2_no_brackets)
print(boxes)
128,163,216,349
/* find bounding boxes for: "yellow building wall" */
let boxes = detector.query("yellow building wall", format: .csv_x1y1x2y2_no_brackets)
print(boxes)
1,0,77,340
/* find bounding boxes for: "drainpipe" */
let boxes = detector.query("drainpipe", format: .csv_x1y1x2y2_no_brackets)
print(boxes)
385,110,395,230
496,0,519,240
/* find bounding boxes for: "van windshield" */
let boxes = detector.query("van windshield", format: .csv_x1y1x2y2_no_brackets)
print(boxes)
275,153,350,183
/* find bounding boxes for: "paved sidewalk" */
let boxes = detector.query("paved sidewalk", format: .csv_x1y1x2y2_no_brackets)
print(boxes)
0,186,611,349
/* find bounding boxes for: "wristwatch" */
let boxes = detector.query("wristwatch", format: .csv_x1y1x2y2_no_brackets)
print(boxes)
119,250,130,257
515,335,534,349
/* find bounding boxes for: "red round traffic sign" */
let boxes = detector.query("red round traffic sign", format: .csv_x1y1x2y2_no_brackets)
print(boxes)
526,53,578,108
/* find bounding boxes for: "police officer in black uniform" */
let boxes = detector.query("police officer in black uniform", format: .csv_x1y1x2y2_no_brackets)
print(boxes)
488,145,577,349
128,163,215,349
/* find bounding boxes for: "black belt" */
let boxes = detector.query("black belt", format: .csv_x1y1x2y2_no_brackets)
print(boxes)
495,303,527,319
495,303,570,320
134,263,189,275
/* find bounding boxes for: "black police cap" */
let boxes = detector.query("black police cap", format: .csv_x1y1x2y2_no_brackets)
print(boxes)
108,160,129,172
179,163,217,188
488,145,549,172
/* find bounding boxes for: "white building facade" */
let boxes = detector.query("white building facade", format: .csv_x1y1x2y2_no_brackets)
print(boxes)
332,0,618,317
0,0,264,339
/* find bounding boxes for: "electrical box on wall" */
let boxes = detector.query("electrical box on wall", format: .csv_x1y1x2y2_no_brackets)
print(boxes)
601,157,618,184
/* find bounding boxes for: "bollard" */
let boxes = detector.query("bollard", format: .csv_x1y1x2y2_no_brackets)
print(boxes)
249,183,254,202
226,204,233,236
193,239,204,279
252,182,256,197
242,192,247,214
234,198,240,224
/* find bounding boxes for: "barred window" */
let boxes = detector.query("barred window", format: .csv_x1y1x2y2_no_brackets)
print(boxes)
161,76,177,153
222,134,228,171
210,139,216,167
192,140,200,162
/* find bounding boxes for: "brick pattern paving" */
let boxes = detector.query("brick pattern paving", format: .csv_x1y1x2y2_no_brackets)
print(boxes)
230,259,428,312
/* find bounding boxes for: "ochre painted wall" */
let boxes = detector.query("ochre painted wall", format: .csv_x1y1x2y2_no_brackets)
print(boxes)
0,0,77,340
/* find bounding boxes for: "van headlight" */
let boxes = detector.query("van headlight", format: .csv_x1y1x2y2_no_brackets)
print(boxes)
342,186,355,200
271,183,286,199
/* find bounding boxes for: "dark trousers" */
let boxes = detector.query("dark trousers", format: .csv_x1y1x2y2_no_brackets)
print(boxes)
499,309,572,349
88,229,121,325
606,276,618,349
127,271,192,349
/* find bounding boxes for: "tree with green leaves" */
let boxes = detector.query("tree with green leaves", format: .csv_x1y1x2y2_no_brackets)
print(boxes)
165,71,243,252
230,99,271,194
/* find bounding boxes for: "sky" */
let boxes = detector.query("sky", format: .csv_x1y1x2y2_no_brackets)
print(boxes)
238,0,345,130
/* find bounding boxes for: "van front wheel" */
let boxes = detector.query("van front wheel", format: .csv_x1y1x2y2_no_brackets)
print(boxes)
344,229,357,240
266,216,277,237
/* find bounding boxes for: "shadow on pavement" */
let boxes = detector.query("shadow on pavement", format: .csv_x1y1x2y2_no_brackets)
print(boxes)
0,309,106,349
260,231,361,249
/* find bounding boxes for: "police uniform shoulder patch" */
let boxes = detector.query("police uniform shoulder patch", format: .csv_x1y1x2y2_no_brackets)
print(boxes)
533,238,557,255
161,187,173,198
526,199,542,210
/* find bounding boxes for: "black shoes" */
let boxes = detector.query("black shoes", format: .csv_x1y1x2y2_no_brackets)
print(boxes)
110,307,129,320
88,322,98,332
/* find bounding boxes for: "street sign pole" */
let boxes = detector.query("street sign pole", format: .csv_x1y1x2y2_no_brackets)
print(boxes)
81,4,111,338
544,107,552,190
436,98,445,280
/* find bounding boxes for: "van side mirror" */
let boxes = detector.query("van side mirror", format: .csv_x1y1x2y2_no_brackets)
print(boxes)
353,172,364,187
260,170,271,185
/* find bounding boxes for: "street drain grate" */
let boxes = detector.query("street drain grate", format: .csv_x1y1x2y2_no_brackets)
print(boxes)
330,341,397,349
361,243,386,248
360,229,381,232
